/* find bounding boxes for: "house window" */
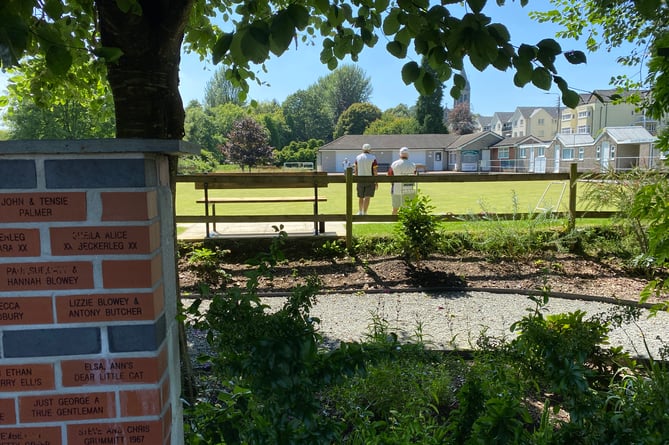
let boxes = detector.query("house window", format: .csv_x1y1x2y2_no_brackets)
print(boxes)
578,110,591,118
435,152,442,162
498,147,509,159
562,112,572,121
561,128,572,134
562,146,575,160
577,125,591,134
578,147,584,160
519,147,527,158
610,145,616,159
596,145,601,160
537,146,545,156
538,118,544,125
520,119,524,125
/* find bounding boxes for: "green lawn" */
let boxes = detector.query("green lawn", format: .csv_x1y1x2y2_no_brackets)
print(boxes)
176,179,586,217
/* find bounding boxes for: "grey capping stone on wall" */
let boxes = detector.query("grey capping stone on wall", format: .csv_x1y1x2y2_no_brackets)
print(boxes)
3,327,101,358
45,159,157,188
0,160,37,189
108,314,166,353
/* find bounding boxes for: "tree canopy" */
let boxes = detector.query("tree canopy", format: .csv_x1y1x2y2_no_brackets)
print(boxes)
0,0,589,139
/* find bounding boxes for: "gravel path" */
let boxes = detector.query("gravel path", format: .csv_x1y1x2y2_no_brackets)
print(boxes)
259,291,669,359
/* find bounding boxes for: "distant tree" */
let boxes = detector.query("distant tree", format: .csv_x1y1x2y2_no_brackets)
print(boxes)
204,68,245,108
184,101,248,164
248,100,292,150
221,117,274,171
384,104,415,118
282,89,334,142
447,102,476,135
333,102,382,138
415,60,448,134
273,139,322,165
365,115,420,135
318,65,373,124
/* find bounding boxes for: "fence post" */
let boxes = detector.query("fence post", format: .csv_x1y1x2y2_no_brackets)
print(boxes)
569,162,578,231
345,167,353,250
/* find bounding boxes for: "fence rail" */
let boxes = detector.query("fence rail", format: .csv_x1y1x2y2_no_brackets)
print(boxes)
174,163,616,249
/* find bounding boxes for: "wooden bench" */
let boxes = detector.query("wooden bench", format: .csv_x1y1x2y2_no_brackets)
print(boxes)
194,173,329,237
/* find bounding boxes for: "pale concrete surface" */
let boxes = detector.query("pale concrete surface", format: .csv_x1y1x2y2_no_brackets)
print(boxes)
178,221,346,240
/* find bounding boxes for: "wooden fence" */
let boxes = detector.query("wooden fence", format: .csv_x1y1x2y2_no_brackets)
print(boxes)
174,163,616,249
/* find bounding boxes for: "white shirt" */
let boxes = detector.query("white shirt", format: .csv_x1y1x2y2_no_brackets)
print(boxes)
389,158,416,194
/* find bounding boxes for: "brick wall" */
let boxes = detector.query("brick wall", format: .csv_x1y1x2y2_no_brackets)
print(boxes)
0,144,189,445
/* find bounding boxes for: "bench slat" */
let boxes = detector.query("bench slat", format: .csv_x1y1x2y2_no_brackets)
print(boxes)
197,197,326,204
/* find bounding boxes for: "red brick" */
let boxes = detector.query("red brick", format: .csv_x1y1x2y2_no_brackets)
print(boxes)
102,255,162,289
56,286,164,323
0,262,94,291
0,297,53,325
0,398,16,425
50,223,160,256
0,228,40,257
0,192,86,222
19,392,115,422
0,426,61,443
67,420,164,445
0,364,55,392
61,350,168,387
101,191,158,221
119,388,163,416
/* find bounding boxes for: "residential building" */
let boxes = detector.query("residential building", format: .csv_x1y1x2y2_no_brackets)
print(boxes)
510,107,560,138
559,89,664,136
490,112,514,137
544,126,659,173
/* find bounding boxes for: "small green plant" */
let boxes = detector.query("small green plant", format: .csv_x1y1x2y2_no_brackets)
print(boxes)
186,246,231,287
395,192,442,266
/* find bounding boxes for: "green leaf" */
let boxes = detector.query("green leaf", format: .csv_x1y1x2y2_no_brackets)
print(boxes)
562,89,581,108
513,64,532,87
375,0,390,11
416,70,436,95
115,0,142,15
487,23,510,43
383,9,401,35
453,73,466,89
45,45,72,75
466,0,487,14
43,0,64,19
531,66,552,90
636,0,661,19
212,33,233,65
536,38,561,56
564,50,587,65
269,13,294,56
401,61,420,84
386,40,406,58
286,4,309,30
92,46,124,63
518,43,537,60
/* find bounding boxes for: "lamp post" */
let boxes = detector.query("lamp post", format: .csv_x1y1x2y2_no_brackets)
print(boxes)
545,92,561,137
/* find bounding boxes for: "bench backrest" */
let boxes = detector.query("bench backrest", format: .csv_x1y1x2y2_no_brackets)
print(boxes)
194,172,329,189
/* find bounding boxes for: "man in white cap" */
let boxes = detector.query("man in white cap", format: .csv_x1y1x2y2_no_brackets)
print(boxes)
387,146,417,215
354,143,378,215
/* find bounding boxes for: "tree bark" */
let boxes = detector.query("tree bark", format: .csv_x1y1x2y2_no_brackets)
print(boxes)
96,0,194,139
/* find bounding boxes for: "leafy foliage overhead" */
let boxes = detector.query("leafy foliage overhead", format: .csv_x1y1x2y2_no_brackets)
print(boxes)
1,0,587,115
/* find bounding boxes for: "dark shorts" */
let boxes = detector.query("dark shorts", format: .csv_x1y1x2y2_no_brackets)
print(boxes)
357,182,376,198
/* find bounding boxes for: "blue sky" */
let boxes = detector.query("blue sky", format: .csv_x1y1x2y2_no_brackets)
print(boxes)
2,1,642,120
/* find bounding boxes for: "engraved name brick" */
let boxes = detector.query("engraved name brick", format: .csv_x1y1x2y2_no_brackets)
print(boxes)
0,398,16,425
0,262,94,291
50,223,159,256
0,229,40,258
67,420,164,445
61,352,167,387
56,287,163,323
0,364,55,392
19,392,115,422
102,255,162,289
0,297,53,325
0,192,86,222
0,426,61,443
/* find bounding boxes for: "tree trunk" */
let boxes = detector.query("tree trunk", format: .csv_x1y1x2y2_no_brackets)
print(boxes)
96,0,194,139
